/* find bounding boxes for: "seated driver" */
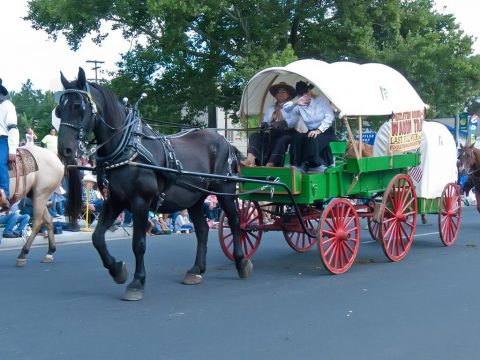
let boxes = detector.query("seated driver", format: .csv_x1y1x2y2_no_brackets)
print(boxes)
242,82,296,167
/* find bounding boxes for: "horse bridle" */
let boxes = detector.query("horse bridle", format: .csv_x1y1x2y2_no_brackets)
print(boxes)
58,83,133,159
57,84,99,157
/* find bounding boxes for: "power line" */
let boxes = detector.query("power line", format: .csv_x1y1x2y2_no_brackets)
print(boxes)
86,60,105,83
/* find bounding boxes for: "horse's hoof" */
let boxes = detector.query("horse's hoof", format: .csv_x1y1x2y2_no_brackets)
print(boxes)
122,288,144,301
182,273,203,285
238,259,253,279
16,258,27,267
113,262,128,284
41,254,54,263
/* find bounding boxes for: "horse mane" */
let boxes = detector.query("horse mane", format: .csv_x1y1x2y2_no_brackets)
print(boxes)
90,83,125,127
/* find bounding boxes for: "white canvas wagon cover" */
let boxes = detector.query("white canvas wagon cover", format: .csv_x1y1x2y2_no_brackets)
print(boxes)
374,121,457,198
240,59,427,118
413,121,457,198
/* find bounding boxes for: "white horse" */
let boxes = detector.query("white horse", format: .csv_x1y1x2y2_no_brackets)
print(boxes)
4,145,65,266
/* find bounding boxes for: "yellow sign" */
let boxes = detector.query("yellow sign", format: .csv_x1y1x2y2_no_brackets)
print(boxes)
389,110,424,152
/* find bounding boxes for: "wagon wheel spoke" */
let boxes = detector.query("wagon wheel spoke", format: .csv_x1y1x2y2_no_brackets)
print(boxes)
400,196,415,213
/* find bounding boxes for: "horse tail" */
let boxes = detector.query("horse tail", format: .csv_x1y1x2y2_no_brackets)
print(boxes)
64,158,82,225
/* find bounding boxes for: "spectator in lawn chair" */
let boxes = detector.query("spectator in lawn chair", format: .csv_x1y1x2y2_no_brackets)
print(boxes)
174,209,194,233
0,200,30,239
81,173,103,224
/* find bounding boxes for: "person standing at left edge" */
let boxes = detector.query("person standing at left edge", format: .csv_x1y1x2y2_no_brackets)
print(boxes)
0,79,19,210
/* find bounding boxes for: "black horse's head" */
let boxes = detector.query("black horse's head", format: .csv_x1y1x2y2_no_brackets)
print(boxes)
56,67,128,224
458,143,478,175
56,67,100,161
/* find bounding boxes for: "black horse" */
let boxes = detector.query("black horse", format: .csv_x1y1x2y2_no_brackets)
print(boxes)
56,68,252,300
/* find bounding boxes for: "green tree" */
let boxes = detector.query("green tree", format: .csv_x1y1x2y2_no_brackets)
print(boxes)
11,80,56,142
25,0,479,125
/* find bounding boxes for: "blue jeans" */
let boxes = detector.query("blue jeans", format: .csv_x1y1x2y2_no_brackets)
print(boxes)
15,214,30,233
0,137,9,198
0,212,19,235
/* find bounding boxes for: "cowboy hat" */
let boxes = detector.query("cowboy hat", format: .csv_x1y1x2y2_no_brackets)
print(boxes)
82,173,97,183
0,79,8,96
269,82,296,98
295,81,315,96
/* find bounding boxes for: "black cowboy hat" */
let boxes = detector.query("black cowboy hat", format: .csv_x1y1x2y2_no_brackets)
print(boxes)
269,82,296,98
0,79,8,96
295,81,315,96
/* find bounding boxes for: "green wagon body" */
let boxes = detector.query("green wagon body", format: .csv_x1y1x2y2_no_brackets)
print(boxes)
239,141,420,204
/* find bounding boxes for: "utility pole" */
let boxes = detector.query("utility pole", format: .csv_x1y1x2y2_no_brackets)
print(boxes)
86,60,105,83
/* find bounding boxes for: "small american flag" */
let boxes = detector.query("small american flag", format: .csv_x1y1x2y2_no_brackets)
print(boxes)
408,166,423,183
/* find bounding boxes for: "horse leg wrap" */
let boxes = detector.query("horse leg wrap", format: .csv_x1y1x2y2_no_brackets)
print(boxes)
41,254,54,263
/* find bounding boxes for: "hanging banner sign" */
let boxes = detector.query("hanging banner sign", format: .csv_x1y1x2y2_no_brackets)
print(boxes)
469,114,478,145
459,112,469,131
389,110,424,152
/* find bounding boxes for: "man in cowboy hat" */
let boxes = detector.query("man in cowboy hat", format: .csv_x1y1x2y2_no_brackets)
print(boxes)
242,82,296,167
282,80,336,173
0,79,19,208
82,173,104,223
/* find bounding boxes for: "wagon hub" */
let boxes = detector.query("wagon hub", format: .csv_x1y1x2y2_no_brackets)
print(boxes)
335,229,349,241
396,213,407,222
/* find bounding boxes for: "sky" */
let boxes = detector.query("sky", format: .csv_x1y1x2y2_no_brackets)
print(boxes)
0,0,479,93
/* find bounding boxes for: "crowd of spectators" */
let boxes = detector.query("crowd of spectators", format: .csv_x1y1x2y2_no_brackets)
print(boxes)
0,149,223,239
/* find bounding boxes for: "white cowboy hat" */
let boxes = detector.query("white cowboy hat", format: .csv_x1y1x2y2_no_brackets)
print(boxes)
54,185,66,195
82,174,97,183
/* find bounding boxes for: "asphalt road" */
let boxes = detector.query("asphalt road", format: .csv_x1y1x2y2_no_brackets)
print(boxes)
1,207,479,360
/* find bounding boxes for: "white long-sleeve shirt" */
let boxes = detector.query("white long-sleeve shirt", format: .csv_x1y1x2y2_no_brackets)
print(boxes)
262,103,296,125
283,94,335,132
0,99,19,154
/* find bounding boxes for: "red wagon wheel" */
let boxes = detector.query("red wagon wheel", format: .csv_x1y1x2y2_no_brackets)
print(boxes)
367,217,380,241
283,208,320,253
438,183,462,246
379,174,417,262
318,198,360,274
218,199,263,261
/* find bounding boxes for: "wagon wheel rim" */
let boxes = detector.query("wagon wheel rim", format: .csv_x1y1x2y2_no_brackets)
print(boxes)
283,209,319,252
380,174,417,262
367,217,380,241
438,183,461,246
318,199,360,274
218,200,263,261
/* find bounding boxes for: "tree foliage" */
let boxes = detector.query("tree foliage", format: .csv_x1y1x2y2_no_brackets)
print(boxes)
25,0,480,127
10,80,56,142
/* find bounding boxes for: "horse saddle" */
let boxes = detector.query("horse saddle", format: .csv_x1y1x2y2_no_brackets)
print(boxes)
7,147,39,203
8,148,38,177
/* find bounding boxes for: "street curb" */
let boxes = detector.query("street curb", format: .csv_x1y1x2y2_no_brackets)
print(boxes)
0,228,130,251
